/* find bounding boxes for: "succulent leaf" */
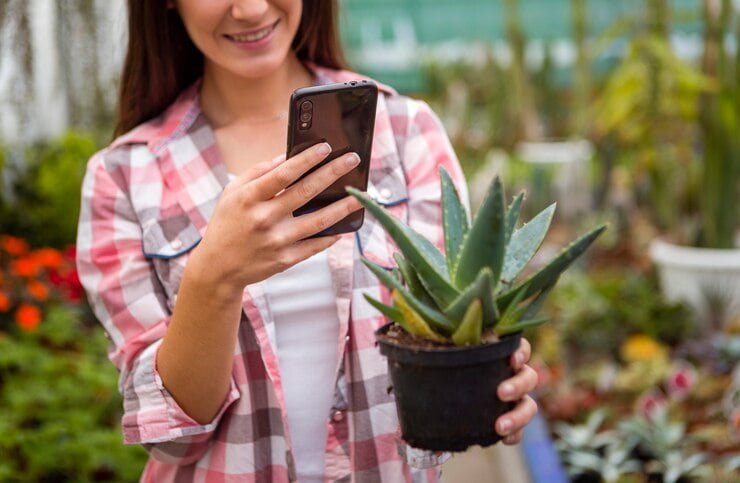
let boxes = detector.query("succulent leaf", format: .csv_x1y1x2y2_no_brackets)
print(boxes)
443,268,499,328
361,257,456,334
363,294,411,332
440,166,469,277
451,298,483,345
496,316,550,336
454,176,506,290
505,192,525,242
497,224,607,308
348,187,458,307
393,290,447,342
393,253,436,307
501,203,556,286
496,283,529,329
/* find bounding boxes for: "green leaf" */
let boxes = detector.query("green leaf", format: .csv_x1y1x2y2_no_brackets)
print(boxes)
393,290,447,342
363,294,404,323
501,203,556,286
497,224,607,307
393,253,436,307
440,166,469,277
451,299,483,346
496,283,529,329
361,257,456,334
505,191,525,242
454,176,506,290
443,268,499,328
348,187,458,307
496,316,551,336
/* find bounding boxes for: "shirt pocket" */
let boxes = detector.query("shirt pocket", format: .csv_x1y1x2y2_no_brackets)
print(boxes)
141,211,203,309
358,161,409,269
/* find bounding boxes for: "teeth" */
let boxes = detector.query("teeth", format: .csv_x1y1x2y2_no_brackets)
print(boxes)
230,25,273,42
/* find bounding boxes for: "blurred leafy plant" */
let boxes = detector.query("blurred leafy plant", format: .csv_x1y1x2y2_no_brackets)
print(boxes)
0,306,148,482
0,132,97,248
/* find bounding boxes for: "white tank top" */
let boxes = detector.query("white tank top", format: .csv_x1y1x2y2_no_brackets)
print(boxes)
228,173,339,482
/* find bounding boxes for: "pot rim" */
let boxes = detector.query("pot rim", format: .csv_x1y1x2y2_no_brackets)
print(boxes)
649,238,740,270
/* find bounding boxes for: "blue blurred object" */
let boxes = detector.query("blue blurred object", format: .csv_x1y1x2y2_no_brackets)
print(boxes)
521,411,569,483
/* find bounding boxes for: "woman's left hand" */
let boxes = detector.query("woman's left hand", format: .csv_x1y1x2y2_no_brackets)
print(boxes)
494,338,539,445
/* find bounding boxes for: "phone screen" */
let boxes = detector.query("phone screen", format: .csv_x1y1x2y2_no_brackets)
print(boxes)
286,81,378,237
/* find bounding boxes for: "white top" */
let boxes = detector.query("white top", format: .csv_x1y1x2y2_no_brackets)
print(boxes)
228,173,339,482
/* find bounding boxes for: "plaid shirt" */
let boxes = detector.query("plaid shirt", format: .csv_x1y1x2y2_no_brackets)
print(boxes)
76,63,470,482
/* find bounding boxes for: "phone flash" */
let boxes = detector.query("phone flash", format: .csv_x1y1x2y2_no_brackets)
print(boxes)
301,122,308,128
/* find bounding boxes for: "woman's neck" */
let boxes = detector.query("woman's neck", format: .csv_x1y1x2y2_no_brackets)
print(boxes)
200,53,315,128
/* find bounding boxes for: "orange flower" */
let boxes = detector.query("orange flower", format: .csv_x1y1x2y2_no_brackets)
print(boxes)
27,280,49,301
32,248,64,270
1,236,29,256
11,257,40,278
15,304,42,332
0,291,10,312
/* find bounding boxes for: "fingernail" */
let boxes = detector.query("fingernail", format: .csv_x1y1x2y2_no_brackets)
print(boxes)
501,383,515,398
499,418,512,434
345,152,360,166
316,143,331,156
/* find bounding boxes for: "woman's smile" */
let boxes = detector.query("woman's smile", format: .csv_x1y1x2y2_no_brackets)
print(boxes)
224,18,280,48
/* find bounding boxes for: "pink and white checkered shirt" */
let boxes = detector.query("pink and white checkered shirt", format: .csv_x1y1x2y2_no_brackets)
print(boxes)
76,63,470,482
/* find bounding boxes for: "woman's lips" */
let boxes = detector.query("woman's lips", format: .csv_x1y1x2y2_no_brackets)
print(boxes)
225,19,280,44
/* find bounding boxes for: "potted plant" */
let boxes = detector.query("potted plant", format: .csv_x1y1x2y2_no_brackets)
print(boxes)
347,169,605,451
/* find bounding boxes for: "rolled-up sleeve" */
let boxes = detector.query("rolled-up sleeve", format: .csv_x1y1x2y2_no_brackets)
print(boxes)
76,150,240,464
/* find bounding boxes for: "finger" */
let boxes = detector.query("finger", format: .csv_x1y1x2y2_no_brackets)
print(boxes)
287,195,363,240
511,337,532,370
287,234,341,265
277,151,361,215
250,142,332,200
233,153,287,185
503,430,523,445
495,395,538,436
498,365,538,401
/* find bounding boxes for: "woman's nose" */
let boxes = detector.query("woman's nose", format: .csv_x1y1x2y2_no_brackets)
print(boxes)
230,0,270,23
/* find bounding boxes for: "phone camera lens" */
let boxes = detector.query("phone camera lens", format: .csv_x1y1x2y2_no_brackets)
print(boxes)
301,100,313,111
300,111,312,122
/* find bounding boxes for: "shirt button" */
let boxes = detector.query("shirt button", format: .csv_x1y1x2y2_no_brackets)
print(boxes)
344,335,350,342
379,188,393,201
170,238,183,250
331,410,344,422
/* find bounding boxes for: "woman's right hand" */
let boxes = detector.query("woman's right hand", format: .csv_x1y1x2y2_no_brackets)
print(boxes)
186,142,362,292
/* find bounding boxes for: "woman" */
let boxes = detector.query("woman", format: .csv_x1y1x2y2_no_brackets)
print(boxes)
76,1,539,481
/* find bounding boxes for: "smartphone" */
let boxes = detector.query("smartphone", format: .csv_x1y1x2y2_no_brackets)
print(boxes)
286,80,378,238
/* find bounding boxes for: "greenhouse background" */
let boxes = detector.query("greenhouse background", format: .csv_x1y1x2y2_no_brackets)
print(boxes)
0,0,738,481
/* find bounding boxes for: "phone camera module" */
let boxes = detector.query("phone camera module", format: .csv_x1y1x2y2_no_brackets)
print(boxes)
300,100,313,111
298,100,313,130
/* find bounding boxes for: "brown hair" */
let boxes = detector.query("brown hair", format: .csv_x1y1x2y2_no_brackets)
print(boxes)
113,1,348,138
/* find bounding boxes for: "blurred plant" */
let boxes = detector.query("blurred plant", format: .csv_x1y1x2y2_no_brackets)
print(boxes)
553,271,694,362
0,132,97,247
0,305,148,481
592,1,712,241
0,235,83,334
554,410,641,482
697,0,739,249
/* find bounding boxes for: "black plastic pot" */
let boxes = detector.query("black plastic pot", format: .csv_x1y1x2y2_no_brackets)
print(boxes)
376,323,522,452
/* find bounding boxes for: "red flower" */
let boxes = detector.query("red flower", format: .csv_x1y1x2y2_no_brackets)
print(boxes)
635,389,668,421
15,304,42,332
1,236,29,256
27,280,49,301
666,363,696,400
31,248,64,270
11,257,40,278
0,292,10,312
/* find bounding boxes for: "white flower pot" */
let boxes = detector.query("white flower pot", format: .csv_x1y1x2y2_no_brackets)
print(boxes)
649,239,740,329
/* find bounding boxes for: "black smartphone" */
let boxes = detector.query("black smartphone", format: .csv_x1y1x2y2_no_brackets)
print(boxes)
286,80,378,238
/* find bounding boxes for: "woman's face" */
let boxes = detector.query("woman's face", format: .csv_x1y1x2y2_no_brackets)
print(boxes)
175,0,303,79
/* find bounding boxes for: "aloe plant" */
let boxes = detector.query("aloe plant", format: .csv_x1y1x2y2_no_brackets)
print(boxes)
347,168,606,346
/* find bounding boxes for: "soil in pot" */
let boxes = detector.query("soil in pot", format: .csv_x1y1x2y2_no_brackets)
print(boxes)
376,323,522,452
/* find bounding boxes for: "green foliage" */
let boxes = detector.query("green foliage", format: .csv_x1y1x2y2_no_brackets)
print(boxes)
554,271,695,359
349,170,605,346
0,132,97,248
0,306,148,481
